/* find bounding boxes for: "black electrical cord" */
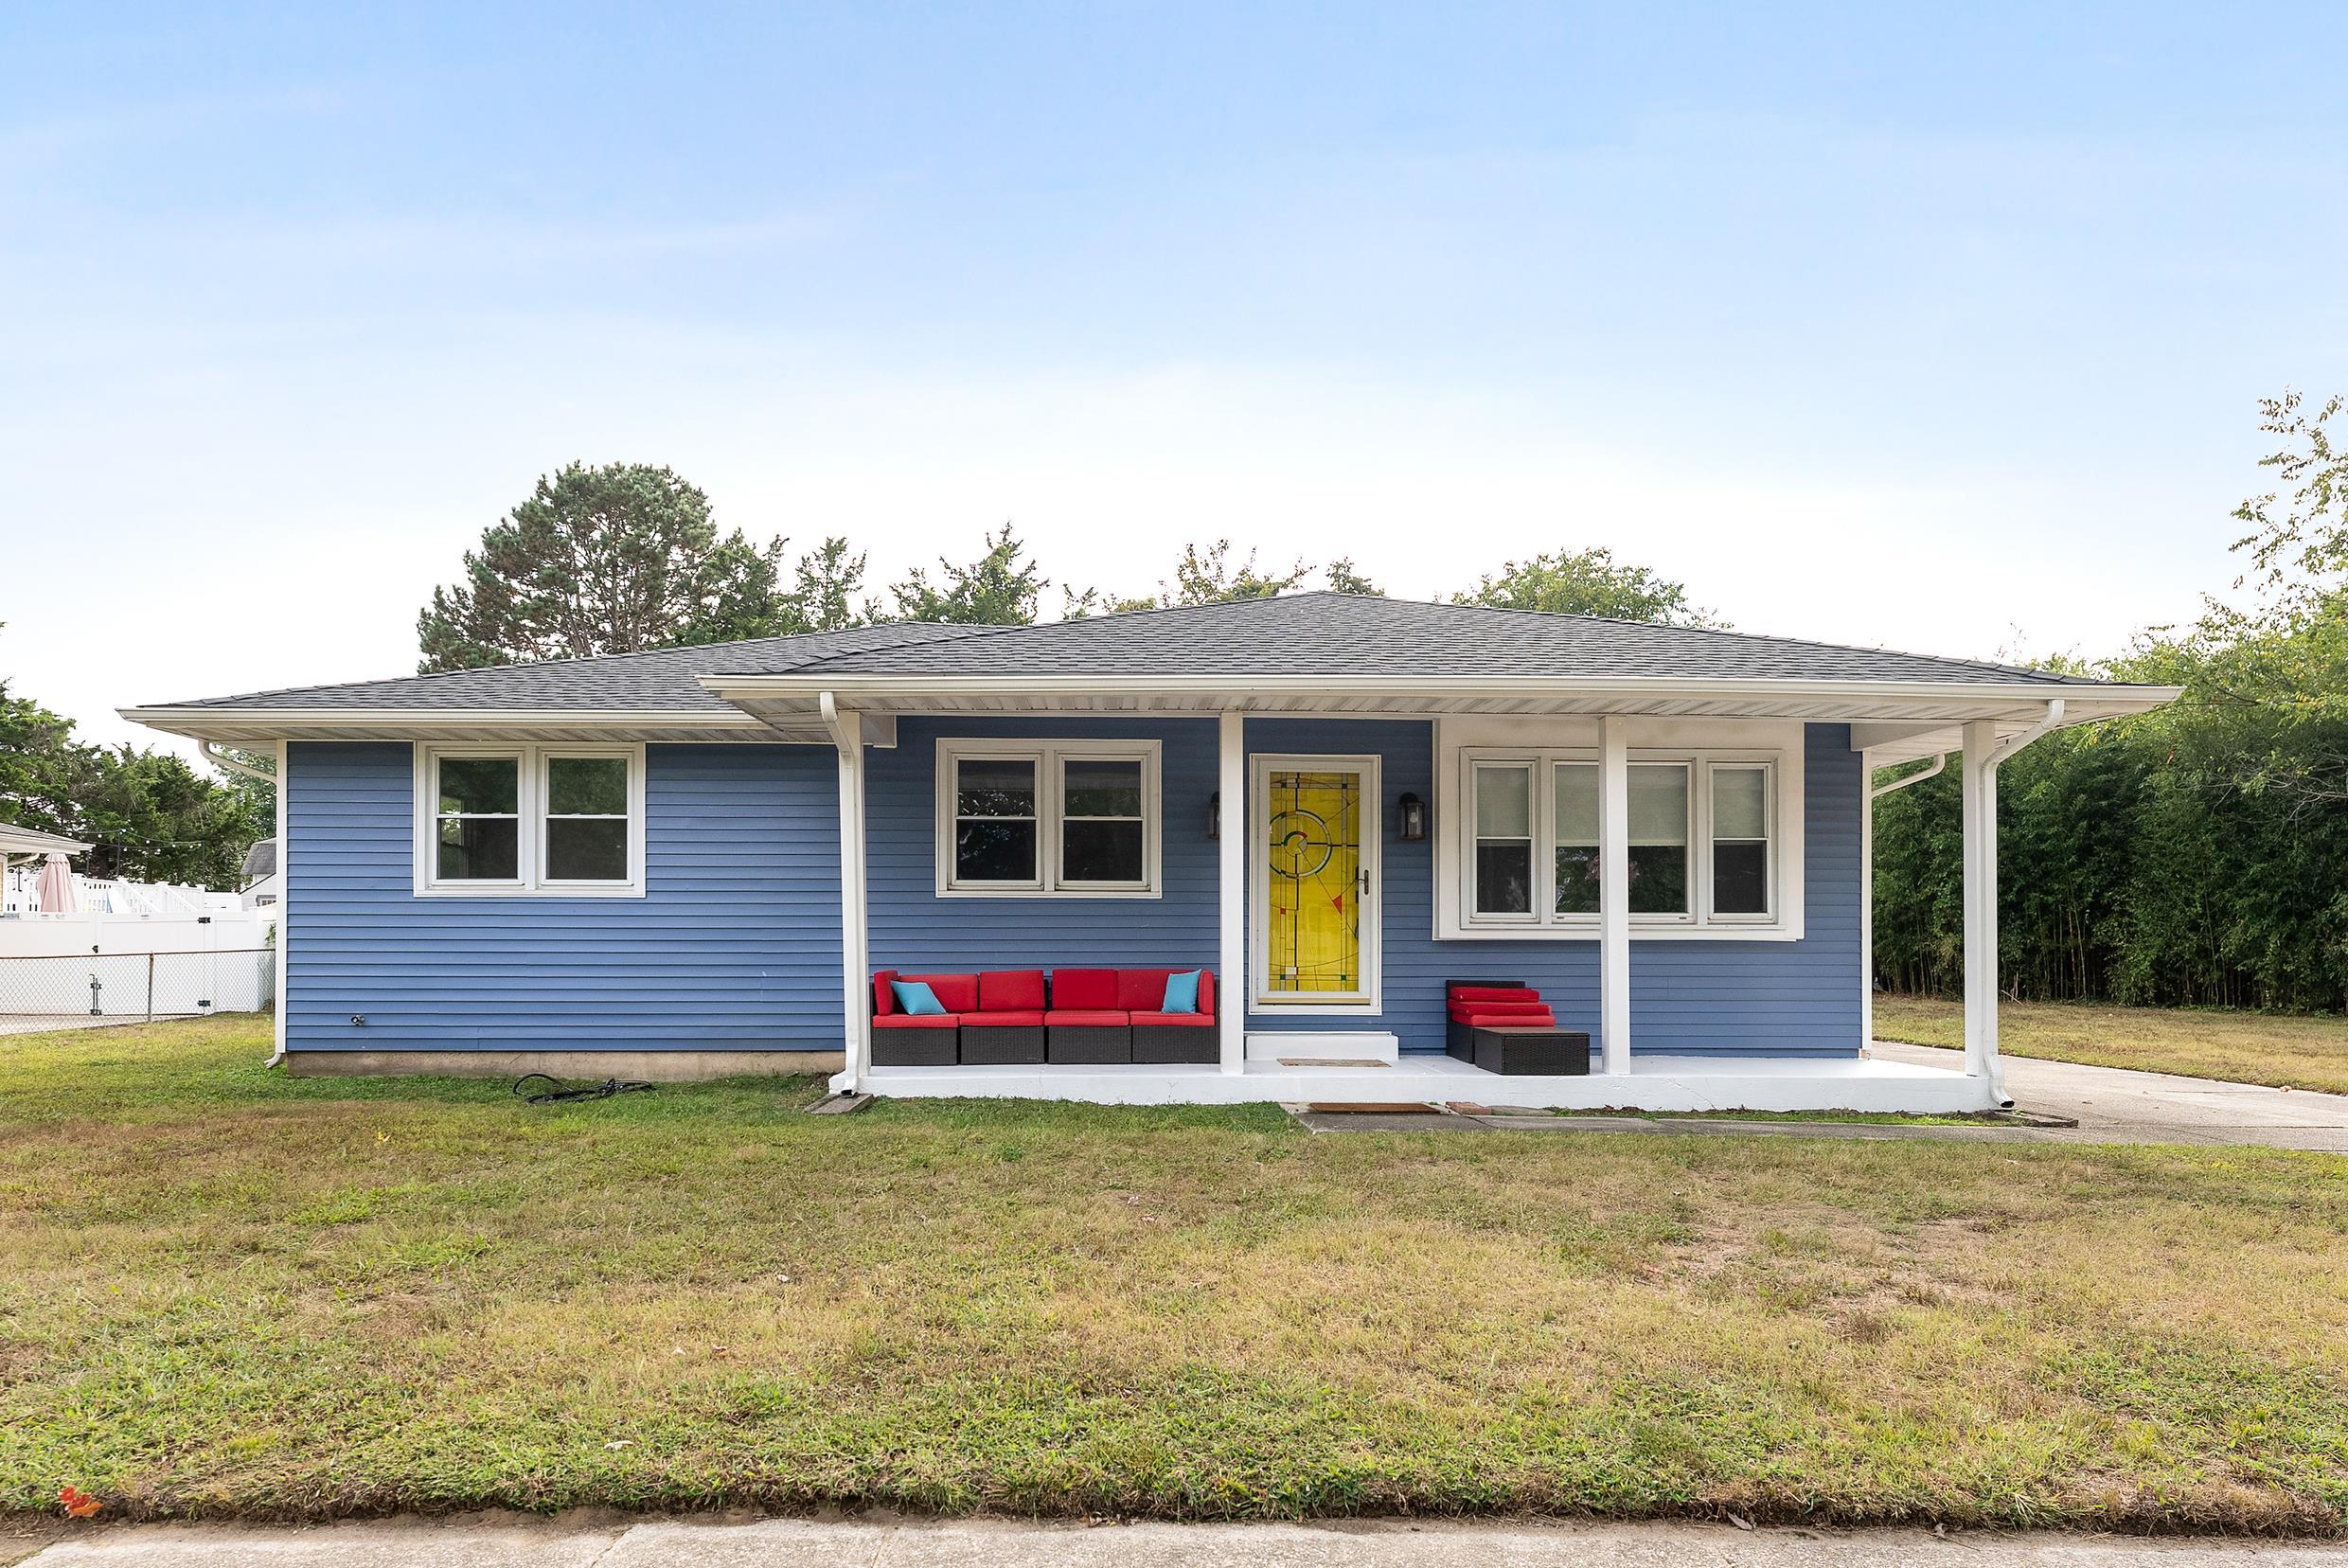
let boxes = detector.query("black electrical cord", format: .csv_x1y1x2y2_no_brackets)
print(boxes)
510,1072,653,1104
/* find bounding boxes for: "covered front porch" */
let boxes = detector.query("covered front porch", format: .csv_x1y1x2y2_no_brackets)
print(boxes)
705,666,2143,1114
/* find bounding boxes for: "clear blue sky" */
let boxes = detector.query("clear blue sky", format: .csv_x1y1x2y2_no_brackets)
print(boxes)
6,3,2345,752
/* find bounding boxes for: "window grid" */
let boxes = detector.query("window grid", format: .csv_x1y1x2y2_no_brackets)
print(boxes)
934,739,1163,899
1459,749,1778,933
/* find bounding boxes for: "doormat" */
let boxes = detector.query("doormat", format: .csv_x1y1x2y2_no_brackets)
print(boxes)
1277,1058,1389,1068
1306,1102,1444,1114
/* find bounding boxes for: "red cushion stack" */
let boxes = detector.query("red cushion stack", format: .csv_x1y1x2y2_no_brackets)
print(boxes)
1446,982,1556,1029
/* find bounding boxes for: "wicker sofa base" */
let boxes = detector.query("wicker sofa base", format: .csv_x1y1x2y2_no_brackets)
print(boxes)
1047,1025,1132,1063
872,1031,958,1067
960,1025,1046,1064
1448,1025,1592,1076
1132,1025,1216,1064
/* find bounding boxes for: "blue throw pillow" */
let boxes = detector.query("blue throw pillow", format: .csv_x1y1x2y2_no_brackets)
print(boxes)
891,979,947,1016
1160,970,1202,1014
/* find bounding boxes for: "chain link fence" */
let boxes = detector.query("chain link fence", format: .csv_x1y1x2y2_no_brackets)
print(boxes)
0,949,274,1035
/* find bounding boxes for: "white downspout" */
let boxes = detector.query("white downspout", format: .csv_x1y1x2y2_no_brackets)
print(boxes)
198,739,278,787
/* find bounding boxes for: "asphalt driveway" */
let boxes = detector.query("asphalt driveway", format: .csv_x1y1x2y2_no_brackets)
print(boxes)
1872,1042,2348,1153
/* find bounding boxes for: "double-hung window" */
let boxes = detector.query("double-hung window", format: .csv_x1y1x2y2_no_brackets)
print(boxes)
415,743,645,896
937,739,1161,897
1456,747,1785,934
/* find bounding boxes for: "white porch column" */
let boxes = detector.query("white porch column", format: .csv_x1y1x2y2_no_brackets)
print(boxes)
1598,714,1631,1075
1218,710,1246,1075
1961,719,2001,1096
821,693,872,1091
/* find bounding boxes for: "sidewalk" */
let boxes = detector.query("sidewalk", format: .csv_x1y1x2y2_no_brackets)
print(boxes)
14,1516,2348,1566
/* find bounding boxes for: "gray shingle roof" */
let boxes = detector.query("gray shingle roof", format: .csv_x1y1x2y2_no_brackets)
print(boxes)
152,622,989,711
775,594,2099,686
145,594,2110,714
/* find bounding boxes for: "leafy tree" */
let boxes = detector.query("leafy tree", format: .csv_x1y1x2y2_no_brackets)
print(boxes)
1451,548,1720,626
887,523,1046,625
0,659,264,887
678,535,874,645
1065,540,1315,615
418,462,790,670
1870,389,2348,1011
1325,557,1384,597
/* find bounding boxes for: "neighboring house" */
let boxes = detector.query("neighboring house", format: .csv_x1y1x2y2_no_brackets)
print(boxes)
122,595,2177,1112
240,838,282,908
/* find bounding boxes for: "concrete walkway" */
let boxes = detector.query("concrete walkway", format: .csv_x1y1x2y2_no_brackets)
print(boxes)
13,1516,2348,1566
1873,1042,2348,1153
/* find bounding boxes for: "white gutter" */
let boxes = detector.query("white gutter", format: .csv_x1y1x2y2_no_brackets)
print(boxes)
197,739,279,787
1869,753,1946,800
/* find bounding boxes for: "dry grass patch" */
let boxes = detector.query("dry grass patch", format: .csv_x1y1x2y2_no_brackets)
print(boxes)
2,1016,2345,1528
1876,994,2348,1095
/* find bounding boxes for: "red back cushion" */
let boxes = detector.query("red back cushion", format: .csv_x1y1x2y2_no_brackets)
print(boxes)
1115,968,1183,1010
871,970,898,1016
979,970,1047,1012
1052,969,1118,1008
1196,970,1217,1017
903,972,979,1012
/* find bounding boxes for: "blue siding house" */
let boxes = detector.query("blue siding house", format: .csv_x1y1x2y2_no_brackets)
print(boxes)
126,595,2175,1113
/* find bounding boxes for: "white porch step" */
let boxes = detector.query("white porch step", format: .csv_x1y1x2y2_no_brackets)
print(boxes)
1244,1031,1400,1065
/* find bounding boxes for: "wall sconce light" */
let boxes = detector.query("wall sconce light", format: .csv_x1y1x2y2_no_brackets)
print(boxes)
1208,792,1220,841
1397,792,1427,843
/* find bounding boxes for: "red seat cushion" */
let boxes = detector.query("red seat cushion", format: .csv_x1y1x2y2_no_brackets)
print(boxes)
964,1010,1044,1027
871,970,898,1016
1448,1000,1552,1021
1051,969,1118,1008
901,972,979,1012
873,1011,959,1029
1460,1009,1556,1028
1449,985,1541,1004
1114,968,1183,1010
1045,1009,1129,1027
979,970,1047,1012
1130,1010,1213,1027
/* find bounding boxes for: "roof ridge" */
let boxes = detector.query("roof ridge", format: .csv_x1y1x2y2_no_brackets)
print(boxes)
776,594,1304,673
1406,595,2082,685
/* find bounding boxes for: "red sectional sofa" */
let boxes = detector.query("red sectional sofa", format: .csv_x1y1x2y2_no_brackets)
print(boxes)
870,967,1217,1067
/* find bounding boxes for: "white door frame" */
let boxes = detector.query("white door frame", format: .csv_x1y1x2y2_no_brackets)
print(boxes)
1250,752,1381,1015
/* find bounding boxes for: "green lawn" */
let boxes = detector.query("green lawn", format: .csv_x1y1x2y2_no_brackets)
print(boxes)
5,1016,2347,1529
1876,995,2348,1096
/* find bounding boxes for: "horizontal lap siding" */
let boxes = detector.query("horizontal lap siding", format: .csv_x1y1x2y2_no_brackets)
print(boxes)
1241,719,1860,1058
1627,724,1862,1056
285,741,843,1052
866,717,1219,973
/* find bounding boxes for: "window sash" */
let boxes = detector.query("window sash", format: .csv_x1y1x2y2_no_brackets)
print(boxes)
1058,756,1147,888
434,756,522,884
1706,762,1773,920
951,756,1041,887
541,754,633,885
1469,762,1536,919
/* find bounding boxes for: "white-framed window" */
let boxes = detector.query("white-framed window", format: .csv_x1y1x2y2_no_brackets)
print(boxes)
934,738,1162,898
1454,747,1787,935
413,742,647,898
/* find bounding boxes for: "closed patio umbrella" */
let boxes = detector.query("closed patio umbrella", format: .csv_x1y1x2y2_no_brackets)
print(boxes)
33,851,75,913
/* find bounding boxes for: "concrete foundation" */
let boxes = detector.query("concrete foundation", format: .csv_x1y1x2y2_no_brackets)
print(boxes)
284,1049,844,1081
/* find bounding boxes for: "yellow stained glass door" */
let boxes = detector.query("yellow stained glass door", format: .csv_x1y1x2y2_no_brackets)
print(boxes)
1257,760,1377,1007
